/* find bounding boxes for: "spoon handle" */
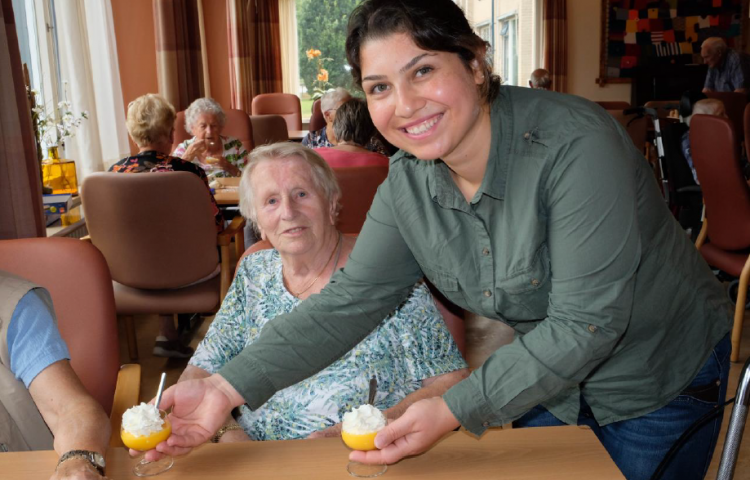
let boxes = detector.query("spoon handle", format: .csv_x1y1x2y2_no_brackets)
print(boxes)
154,372,167,411
368,376,377,405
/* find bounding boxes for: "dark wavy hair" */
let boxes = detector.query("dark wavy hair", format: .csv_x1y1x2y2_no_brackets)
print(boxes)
346,0,500,103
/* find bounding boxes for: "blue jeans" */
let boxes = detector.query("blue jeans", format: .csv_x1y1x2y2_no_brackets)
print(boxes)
513,334,731,480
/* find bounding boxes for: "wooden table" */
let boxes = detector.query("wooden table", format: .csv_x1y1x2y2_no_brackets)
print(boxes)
289,130,308,142
1,426,624,479
212,177,241,206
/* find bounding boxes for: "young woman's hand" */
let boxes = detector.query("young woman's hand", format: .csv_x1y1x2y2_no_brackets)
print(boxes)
348,397,460,465
134,375,244,461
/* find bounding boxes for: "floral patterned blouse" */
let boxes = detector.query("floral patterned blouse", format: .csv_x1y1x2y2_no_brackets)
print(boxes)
109,150,223,230
189,249,467,441
172,135,249,178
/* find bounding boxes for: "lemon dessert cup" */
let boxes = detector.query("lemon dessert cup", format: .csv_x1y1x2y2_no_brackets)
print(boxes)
121,403,174,477
342,404,388,478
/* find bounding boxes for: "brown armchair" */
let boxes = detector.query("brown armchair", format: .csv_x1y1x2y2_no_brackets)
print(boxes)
309,99,326,132
251,93,302,132
0,237,140,447
333,166,389,234
704,91,747,143
692,114,750,362
250,114,290,146
81,172,245,361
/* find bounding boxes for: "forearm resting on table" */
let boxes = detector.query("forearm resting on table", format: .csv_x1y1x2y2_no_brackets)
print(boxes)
384,369,470,421
28,360,110,456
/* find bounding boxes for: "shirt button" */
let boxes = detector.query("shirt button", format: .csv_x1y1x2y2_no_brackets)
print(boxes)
482,421,490,427
524,132,531,139
531,278,540,286
482,247,490,256
588,325,598,333
483,290,492,298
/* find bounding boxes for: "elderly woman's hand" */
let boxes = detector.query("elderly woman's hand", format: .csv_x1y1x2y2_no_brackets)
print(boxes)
182,139,208,162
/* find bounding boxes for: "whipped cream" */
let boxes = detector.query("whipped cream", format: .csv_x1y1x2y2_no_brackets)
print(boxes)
342,404,386,435
122,403,165,437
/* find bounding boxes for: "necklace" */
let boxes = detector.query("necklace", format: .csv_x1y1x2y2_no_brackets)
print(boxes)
285,232,342,297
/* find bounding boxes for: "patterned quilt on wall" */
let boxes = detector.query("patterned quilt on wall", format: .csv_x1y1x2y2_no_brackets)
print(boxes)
603,0,745,80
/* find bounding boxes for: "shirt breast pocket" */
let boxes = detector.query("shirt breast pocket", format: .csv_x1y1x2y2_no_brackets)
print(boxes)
496,244,551,320
418,263,467,311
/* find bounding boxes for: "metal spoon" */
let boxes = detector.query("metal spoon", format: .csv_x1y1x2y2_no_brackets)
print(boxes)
154,372,167,412
368,376,377,406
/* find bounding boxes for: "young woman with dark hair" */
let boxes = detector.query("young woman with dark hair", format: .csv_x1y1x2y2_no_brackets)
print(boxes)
144,2,731,479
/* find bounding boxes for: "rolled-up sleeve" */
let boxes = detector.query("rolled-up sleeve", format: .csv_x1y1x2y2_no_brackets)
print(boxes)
220,178,425,409
443,129,641,434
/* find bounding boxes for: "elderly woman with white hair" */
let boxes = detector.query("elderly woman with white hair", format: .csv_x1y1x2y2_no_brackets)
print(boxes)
302,88,388,155
177,142,468,443
173,97,249,178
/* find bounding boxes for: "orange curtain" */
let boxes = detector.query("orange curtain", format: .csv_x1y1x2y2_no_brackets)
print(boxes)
0,0,44,239
227,0,254,111
543,0,567,93
153,0,205,111
253,0,283,94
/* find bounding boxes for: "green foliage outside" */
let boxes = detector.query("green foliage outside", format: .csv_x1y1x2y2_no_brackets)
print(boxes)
297,0,361,101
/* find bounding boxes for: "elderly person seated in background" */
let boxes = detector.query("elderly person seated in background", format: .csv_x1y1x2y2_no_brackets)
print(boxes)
701,37,749,94
178,143,468,443
302,88,388,155
110,93,221,358
173,97,249,178
315,98,389,168
1,271,111,479
681,98,727,185
528,68,551,90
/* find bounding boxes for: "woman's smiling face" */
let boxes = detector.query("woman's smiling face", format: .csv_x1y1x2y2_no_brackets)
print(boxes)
360,33,486,163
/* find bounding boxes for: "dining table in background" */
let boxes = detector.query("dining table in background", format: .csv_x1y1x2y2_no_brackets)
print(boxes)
1,426,625,479
289,130,308,142
212,176,241,206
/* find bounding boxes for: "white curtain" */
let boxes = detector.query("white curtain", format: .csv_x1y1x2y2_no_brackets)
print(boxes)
54,0,129,179
278,0,299,96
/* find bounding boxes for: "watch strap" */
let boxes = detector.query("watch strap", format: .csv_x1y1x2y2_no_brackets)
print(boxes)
56,449,105,476
211,423,244,443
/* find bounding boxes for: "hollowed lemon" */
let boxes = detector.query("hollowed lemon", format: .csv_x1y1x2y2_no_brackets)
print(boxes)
342,430,379,451
121,421,172,451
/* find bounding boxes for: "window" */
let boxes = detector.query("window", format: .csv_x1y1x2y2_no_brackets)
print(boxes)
295,0,360,120
499,16,518,86
14,0,63,151
468,1,542,88
476,23,491,43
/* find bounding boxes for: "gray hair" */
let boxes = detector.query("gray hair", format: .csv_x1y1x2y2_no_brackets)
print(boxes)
529,68,551,90
239,143,342,232
320,87,352,114
184,97,226,133
701,37,727,56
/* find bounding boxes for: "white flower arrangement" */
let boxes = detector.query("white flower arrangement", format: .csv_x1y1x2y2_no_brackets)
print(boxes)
29,83,88,150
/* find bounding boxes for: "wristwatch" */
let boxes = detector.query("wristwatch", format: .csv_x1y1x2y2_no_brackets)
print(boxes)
56,450,106,476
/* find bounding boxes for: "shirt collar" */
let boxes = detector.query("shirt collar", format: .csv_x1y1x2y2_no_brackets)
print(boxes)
428,92,508,208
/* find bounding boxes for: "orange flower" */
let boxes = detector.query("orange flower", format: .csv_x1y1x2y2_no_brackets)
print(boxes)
306,48,322,59
317,69,329,82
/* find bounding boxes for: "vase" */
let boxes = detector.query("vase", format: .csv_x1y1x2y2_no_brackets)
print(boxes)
42,146,78,195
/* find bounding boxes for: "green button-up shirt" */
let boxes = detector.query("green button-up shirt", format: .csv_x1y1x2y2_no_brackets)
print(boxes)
220,86,731,436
